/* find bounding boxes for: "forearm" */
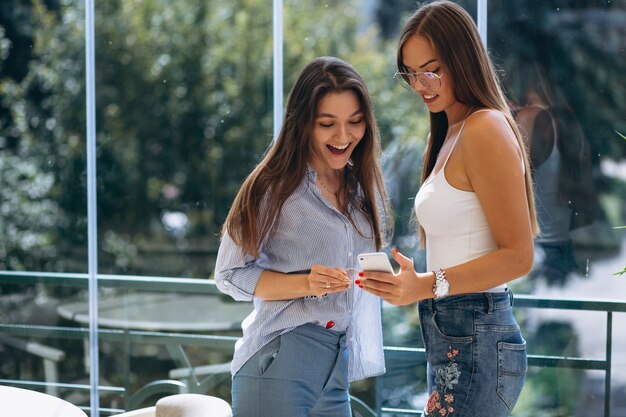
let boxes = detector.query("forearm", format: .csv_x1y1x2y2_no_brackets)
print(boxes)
358,245,533,305
253,270,312,301
441,247,533,296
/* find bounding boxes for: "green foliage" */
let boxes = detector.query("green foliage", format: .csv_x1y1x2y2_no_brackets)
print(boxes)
1,1,622,275
0,155,65,270
1,1,624,415
1,0,72,270
1,0,429,275
514,322,583,417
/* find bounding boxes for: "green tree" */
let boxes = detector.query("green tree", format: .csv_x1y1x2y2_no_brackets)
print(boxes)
1,0,70,271
1,0,430,275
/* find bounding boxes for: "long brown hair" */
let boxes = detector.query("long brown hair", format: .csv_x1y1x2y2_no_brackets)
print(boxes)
506,61,598,229
223,56,392,257
397,0,539,241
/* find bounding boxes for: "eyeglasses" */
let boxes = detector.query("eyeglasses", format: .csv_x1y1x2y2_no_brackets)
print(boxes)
393,70,445,93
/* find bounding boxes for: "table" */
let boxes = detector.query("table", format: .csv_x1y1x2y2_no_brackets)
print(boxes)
57,292,253,332
0,385,88,417
56,291,253,404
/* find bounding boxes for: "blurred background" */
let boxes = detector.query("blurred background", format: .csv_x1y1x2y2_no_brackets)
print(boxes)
1,0,625,416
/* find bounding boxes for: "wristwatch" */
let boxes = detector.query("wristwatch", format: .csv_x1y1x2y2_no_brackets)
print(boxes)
432,269,450,300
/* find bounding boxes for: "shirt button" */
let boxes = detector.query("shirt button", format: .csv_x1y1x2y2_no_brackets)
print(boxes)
325,320,335,329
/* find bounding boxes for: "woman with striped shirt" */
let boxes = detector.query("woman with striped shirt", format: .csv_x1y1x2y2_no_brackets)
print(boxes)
215,56,392,417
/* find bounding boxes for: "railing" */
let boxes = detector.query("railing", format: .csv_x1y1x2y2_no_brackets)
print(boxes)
379,296,626,417
1,271,624,416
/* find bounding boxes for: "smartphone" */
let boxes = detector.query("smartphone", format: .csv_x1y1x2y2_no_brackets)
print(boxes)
357,252,394,274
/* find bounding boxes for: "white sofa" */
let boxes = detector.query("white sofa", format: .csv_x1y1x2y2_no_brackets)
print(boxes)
112,394,232,417
0,385,88,417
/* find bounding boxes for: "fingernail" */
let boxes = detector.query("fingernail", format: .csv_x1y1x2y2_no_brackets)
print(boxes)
358,285,363,288
355,280,361,285
358,272,364,277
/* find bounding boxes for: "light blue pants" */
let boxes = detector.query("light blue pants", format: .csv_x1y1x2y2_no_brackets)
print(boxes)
231,323,350,417
418,290,527,417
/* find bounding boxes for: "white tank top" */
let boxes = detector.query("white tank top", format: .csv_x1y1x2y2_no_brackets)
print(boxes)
414,110,508,292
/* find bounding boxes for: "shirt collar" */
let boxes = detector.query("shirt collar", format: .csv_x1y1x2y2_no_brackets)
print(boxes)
305,164,318,183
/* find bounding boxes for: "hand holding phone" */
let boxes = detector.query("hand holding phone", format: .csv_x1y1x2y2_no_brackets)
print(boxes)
357,252,394,274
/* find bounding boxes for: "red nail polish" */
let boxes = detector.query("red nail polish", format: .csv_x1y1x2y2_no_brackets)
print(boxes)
358,272,364,277
355,280,361,285
358,285,363,288
325,320,335,329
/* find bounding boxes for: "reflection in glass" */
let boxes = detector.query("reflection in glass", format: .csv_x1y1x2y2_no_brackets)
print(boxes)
490,1,626,416
2,1,625,416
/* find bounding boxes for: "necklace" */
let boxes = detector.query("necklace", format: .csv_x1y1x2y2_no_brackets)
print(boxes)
318,177,339,196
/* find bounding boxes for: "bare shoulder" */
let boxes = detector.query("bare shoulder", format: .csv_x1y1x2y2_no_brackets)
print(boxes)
459,109,522,162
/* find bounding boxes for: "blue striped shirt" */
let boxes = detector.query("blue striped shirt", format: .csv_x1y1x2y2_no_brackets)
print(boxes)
214,166,385,382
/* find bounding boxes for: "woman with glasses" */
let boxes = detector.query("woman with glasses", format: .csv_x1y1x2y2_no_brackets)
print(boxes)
214,56,392,417
358,1,539,416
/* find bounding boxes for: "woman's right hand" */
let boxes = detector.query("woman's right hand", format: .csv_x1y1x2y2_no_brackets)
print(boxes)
307,265,351,297
357,247,432,305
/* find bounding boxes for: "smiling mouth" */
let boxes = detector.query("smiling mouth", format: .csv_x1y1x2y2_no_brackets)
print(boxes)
327,143,350,155
424,94,437,100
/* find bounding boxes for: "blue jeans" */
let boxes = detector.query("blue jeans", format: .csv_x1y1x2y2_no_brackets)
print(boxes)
231,323,350,417
418,290,527,417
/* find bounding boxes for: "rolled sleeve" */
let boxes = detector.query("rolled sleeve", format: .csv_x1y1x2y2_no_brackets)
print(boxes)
214,232,265,302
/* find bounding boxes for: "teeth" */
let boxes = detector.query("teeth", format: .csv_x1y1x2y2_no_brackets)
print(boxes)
329,143,349,150
424,94,437,99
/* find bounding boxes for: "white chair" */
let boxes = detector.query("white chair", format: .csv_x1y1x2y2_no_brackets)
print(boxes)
112,394,232,417
0,385,88,417
0,334,66,397
111,407,156,417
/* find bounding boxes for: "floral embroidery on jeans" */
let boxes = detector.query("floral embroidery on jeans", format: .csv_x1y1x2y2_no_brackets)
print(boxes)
425,346,461,416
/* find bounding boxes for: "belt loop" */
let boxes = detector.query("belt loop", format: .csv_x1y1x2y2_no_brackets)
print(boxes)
427,297,434,313
486,292,493,314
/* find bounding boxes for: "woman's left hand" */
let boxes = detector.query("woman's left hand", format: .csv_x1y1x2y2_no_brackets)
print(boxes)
357,248,431,305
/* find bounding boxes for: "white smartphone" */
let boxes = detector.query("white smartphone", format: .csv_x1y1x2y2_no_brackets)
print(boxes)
357,252,394,274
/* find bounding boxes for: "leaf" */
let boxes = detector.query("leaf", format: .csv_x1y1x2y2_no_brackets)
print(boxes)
614,267,626,277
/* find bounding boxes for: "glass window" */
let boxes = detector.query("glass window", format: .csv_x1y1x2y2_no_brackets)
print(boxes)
92,0,272,410
95,0,272,278
0,0,89,404
489,2,626,416
1,1,625,416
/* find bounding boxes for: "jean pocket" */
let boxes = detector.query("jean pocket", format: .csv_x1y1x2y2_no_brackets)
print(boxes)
430,310,475,344
497,340,527,410
258,335,282,376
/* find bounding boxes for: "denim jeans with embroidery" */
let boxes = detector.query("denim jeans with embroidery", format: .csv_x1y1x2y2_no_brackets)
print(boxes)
418,290,527,417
